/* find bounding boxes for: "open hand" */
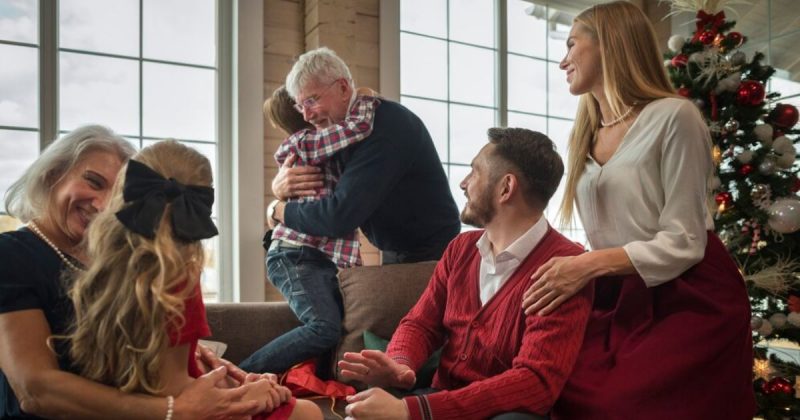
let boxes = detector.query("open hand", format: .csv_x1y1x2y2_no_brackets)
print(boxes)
338,350,416,390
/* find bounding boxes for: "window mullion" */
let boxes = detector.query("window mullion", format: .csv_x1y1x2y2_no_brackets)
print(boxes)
496,0,508,127
39,0,58,149
217,0,233,302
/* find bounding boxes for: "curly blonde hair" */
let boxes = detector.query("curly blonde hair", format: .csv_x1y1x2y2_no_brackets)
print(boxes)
68,140,212,394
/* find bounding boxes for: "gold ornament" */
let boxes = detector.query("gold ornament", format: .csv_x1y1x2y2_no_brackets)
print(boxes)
712,145,722,166
754,359,771,380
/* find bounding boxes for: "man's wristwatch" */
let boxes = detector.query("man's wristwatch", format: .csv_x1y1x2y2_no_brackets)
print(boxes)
267,199,280,224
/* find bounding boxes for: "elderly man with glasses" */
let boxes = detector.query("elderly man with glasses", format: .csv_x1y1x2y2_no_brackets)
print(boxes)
268,47,460,267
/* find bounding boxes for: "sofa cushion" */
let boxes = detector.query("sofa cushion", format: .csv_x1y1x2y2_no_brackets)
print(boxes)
333,261,437,384
205,302,301,365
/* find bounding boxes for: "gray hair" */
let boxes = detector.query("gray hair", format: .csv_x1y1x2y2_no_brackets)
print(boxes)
4,125,135,222
285,47,354,99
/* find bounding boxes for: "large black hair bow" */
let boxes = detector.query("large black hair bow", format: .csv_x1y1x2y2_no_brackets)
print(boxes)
115,159,218,241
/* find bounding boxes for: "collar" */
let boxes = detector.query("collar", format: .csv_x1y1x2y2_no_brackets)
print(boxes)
476,215,549,266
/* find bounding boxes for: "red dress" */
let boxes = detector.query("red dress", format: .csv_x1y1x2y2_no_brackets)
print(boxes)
170,282,296,420
551,233,755,419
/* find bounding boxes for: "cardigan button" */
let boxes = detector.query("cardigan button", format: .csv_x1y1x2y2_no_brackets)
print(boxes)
459,353,467,360
471,321,480,328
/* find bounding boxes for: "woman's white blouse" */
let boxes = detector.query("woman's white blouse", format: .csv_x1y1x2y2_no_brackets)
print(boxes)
576,97,715,287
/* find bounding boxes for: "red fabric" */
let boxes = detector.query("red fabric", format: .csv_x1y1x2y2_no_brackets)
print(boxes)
170,282,296,420
388,228,593,420
168,282,212,379
281,360,356,398
551,232,755,420
252,397,297,420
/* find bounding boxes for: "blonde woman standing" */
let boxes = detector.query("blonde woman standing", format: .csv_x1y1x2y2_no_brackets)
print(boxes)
521,2,754,418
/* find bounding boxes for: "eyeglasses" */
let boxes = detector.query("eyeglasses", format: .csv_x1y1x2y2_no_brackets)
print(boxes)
293,80,340,113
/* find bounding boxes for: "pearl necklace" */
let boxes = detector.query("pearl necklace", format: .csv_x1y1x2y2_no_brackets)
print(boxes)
28,222,85,271
600,106,635,127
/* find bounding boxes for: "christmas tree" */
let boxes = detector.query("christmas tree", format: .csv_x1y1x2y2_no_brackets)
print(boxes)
663,1,800,418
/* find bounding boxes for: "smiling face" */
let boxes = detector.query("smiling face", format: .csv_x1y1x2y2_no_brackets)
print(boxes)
47,149,124,246
295,78,352,129
459,144,499,228
559,23,604,96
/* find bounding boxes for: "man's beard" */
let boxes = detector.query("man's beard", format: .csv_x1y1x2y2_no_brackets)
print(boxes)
460,188,496,228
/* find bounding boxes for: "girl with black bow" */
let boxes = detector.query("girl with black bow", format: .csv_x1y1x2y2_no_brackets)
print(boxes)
67,140,321,420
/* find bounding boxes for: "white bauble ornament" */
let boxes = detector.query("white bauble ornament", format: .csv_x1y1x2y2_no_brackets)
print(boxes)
758,321,774,336
737,150,754,164
770,313,788,329
731,51,747,66
773,136,794,154
754,124,774,147
777,149,796,169
767,198,800,234
788,312,800,327
668,35,686,53
752,315,764,330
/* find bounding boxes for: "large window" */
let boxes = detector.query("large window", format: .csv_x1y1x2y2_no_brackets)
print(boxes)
0,0,225,300
398,0,585,244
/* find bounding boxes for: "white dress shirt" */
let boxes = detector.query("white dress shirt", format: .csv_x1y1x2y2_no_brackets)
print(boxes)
476,216,549,306
576,97,715,287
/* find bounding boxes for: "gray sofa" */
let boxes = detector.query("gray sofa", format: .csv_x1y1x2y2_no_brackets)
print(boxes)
205,261,437,419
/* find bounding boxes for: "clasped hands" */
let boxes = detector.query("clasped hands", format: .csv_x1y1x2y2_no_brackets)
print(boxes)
193,343,291,416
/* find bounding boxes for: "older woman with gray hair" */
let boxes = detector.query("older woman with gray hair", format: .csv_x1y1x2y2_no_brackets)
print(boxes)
0,125,266,419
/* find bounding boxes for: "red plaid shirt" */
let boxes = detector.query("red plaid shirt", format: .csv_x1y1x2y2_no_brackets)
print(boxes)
272,95,380,268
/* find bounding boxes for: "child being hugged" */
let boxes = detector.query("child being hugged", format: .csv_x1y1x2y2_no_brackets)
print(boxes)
239,86,379,375
67,140,321,420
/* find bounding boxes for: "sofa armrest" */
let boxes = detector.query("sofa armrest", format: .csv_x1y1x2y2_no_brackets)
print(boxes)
205,302,301,365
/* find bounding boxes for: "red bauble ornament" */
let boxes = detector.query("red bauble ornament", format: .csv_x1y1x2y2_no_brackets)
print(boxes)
727,31,744,46
769,103,799,129
715,191,732,206
790,295,800,313
792,177,800,193
739,164,753,175
736,80,765,106
698,30,716,45
765,377,794,395
677,87,691,97
671,54,688,68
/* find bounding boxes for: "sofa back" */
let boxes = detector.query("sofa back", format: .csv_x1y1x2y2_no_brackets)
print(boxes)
204,260,437,382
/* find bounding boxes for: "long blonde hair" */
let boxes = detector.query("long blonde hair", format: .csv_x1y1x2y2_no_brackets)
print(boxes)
68,140,212,394
559,1,678,226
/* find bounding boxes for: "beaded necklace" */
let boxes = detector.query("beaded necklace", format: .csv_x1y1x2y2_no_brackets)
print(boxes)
600,106,635,127
28,221,84,271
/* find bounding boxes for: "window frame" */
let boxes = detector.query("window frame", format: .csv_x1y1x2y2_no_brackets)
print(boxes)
381,0,586,241
0,0,256,302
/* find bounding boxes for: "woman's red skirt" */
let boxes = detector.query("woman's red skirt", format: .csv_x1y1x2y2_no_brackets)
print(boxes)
552,232,756,419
